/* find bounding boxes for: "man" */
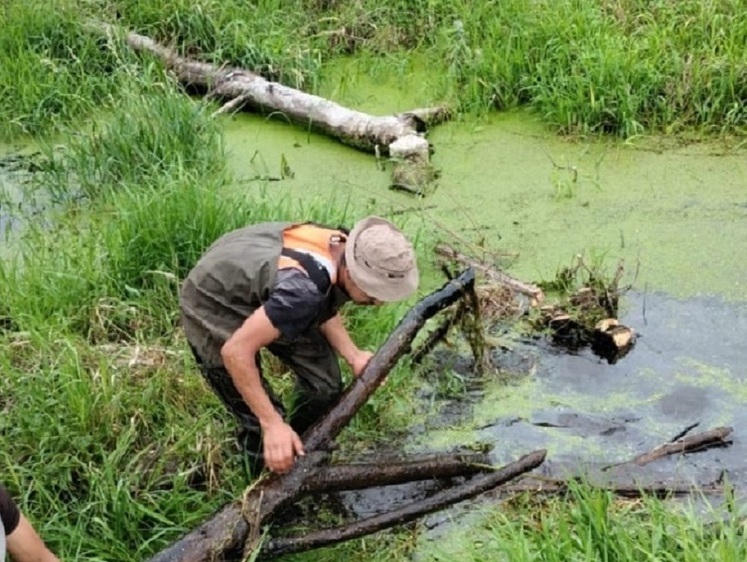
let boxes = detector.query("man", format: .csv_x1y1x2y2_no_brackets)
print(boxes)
1,485,60,562
180,216,418,474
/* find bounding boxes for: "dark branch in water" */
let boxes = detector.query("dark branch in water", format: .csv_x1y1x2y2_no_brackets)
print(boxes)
260,450,547,558
631,426,733,466
298,452,492,494
410,304,463,365
602,426,734,472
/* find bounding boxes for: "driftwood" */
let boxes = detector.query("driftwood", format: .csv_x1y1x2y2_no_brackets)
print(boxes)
146,269,547,561
602,426,733,472
631,426,733,466
94,22,449,193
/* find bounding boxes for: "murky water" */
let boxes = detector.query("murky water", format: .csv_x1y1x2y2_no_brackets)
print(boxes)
223,113,747,302
415,290,747,478
0,145,46,247
397,289,746,559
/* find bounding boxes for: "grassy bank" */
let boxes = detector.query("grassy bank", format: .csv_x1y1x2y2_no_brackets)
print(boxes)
0,59,419,559
1,1,745,561
421,484,747,562
2,0,746,140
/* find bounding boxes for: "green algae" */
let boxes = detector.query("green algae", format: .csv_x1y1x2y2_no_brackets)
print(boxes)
673,360,747,397
221,62,747,301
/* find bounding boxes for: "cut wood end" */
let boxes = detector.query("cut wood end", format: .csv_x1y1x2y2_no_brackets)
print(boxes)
389,135,430,159
530,290,546,306
594,318,635,349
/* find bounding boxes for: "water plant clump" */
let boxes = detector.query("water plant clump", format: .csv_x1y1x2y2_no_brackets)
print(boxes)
528,255,634,362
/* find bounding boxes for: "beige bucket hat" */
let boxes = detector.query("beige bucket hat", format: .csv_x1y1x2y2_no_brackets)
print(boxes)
345,216,419,302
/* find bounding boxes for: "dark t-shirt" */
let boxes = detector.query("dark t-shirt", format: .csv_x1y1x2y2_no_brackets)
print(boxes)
264,268,329,339
0,485,20,536
180,222,350,366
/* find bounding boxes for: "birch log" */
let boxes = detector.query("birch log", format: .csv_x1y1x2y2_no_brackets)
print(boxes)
95,23,449,193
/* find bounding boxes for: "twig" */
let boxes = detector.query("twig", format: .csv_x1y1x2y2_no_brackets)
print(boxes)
602,426,734,471
211,92,253,117
669,422,700,443
435,243,544,302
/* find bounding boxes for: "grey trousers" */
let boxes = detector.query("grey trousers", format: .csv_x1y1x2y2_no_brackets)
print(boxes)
190,329,342,467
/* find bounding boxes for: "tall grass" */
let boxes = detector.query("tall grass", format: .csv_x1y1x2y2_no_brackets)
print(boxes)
451,484,747,562
428,0,747,135
36,73,226,201
0,0,131,140
110,0,324,88
3,0,744,138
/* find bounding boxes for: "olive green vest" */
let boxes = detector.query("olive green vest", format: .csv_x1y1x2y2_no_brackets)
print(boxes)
180,222,347,366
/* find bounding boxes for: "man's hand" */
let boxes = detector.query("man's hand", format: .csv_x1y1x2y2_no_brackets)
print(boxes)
320,314,374,378
262,420,305,473
350,349,374,378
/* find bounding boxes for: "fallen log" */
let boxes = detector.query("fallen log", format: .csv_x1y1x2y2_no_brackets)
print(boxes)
299,452,492,494
93,22,449,193
261,450,547,558
147,269,485,562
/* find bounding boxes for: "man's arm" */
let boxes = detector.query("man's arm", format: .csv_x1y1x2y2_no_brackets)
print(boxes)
320,313,373,377
221,306,304,474
6,514,60,562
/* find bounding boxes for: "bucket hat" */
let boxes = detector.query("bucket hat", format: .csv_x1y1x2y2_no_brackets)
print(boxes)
345,216,418,302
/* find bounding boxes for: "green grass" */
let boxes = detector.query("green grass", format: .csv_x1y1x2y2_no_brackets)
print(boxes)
0,0,132,139
2,0,745,140
456,484,747,562
0,63,418,559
